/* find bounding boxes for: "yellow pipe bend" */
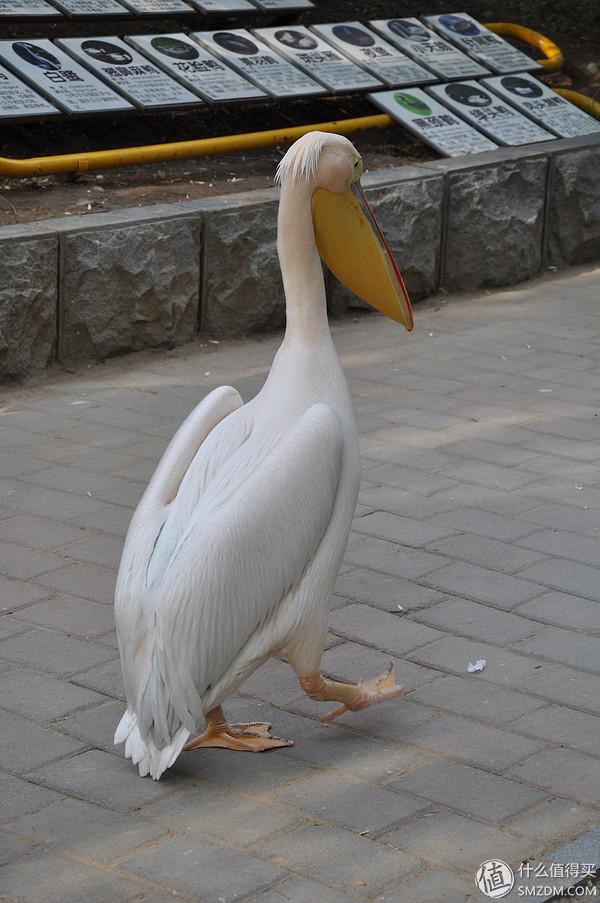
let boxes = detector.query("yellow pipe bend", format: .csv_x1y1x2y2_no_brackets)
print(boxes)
485,22,564,71
0,113,392,178
553,87,600,119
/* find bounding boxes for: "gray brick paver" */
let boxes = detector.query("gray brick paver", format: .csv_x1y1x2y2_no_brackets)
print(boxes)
255,825,421,898
4,797,164,861
424,533,548,574
0,850,145,903
269,771,429,835
387,760,548,822
0,708,85,774
381,809,525,872
1,266,599,901
413,598,540,645
121,834,289,902
335,566,446,612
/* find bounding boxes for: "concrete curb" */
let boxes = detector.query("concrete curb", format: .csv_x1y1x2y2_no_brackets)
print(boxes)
1,133,599,380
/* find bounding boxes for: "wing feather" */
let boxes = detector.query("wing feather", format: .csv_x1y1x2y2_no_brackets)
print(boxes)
115,384,245,714
138,403,344,744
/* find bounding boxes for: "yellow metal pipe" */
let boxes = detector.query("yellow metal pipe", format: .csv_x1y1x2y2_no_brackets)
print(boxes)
0,113,392,178
485,22,564,71
553,87,600,119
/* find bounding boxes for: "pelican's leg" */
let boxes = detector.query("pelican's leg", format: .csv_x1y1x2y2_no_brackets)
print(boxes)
299,665,404,724
183,706,294,752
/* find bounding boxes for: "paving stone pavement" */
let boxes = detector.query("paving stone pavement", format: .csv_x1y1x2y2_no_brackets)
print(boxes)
1,265,599,903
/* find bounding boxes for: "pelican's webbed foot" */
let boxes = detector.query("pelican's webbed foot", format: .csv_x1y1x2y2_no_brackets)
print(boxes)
299,664,404,724
183,707,294,752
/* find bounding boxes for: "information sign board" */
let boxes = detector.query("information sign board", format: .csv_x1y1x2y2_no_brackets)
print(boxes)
484,72,600,137
57,36,200,110
370,17,488,79
193,29,323,98
424,13,541,73
128,32,265,102
120,0,191,12
428,80,555,145
0,38,133,113
0,60,59,119
311,21,435,87
252,0,314,9
52,0,128,14
369,87,499,156
189,0,254,11
0,0,60,16
255,25,382,92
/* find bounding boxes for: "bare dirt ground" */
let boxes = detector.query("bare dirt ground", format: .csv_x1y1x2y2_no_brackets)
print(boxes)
0,0,598,226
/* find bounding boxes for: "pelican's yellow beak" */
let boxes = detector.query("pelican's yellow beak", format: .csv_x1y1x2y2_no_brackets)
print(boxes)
311,176,413,332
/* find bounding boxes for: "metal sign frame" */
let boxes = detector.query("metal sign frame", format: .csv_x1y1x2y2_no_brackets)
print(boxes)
423,12,542,74
51,0,129,15
127,31,266,102
0,38,133,114
427,80,556,146
369,86,499,157
0,59,60,119
255,24,382,93
0,0,61,16
57,35,202,110
310,21,436,88
369,17,489,80
483,72,600,138
193,28,324,99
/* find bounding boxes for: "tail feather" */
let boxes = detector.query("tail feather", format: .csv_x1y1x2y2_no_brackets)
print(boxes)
115,709,190,781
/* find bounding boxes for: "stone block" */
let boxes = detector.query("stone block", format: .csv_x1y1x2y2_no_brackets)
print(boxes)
328,175,444,311
442,156,547,291
1,850,142,903
507,799,599,848
255,878,355,903
547,146,600,265
407,674,545,723
511,704,600,757
255,825,421,898
59,218,200,361
381,868,472,903
0,669,104,721
270,772,429,835
422,561,543,609
201,199,282,334
388,760,548,821
509,748,600,806
0,709,84,774
30,748,179,811
0,772,61,822
404,712,545,771
414,598,539,645
383,809,524,872
328,603,443,655
0,236,57,379
142,783,300,846
121,835,288,901
4,797,164,861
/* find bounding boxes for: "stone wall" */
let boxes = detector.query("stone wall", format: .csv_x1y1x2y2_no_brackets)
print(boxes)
0,133,599,381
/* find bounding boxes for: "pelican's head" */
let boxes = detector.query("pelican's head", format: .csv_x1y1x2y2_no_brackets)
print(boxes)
276,132,413,331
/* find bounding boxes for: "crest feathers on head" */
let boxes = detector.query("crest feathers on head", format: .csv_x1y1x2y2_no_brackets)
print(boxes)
275,131,327,186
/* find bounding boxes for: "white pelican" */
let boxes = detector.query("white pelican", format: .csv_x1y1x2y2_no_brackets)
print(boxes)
114,131,414,779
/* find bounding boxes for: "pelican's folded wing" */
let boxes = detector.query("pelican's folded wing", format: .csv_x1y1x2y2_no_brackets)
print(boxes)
138,403,345,745
115,384,245,714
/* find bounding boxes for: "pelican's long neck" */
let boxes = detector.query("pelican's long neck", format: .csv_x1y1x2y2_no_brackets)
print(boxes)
277,178,329,344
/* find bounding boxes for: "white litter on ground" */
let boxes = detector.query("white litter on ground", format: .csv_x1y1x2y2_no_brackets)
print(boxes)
468,659,487,673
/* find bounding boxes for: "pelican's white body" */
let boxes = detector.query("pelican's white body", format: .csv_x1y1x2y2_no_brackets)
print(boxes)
114,138,361,779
